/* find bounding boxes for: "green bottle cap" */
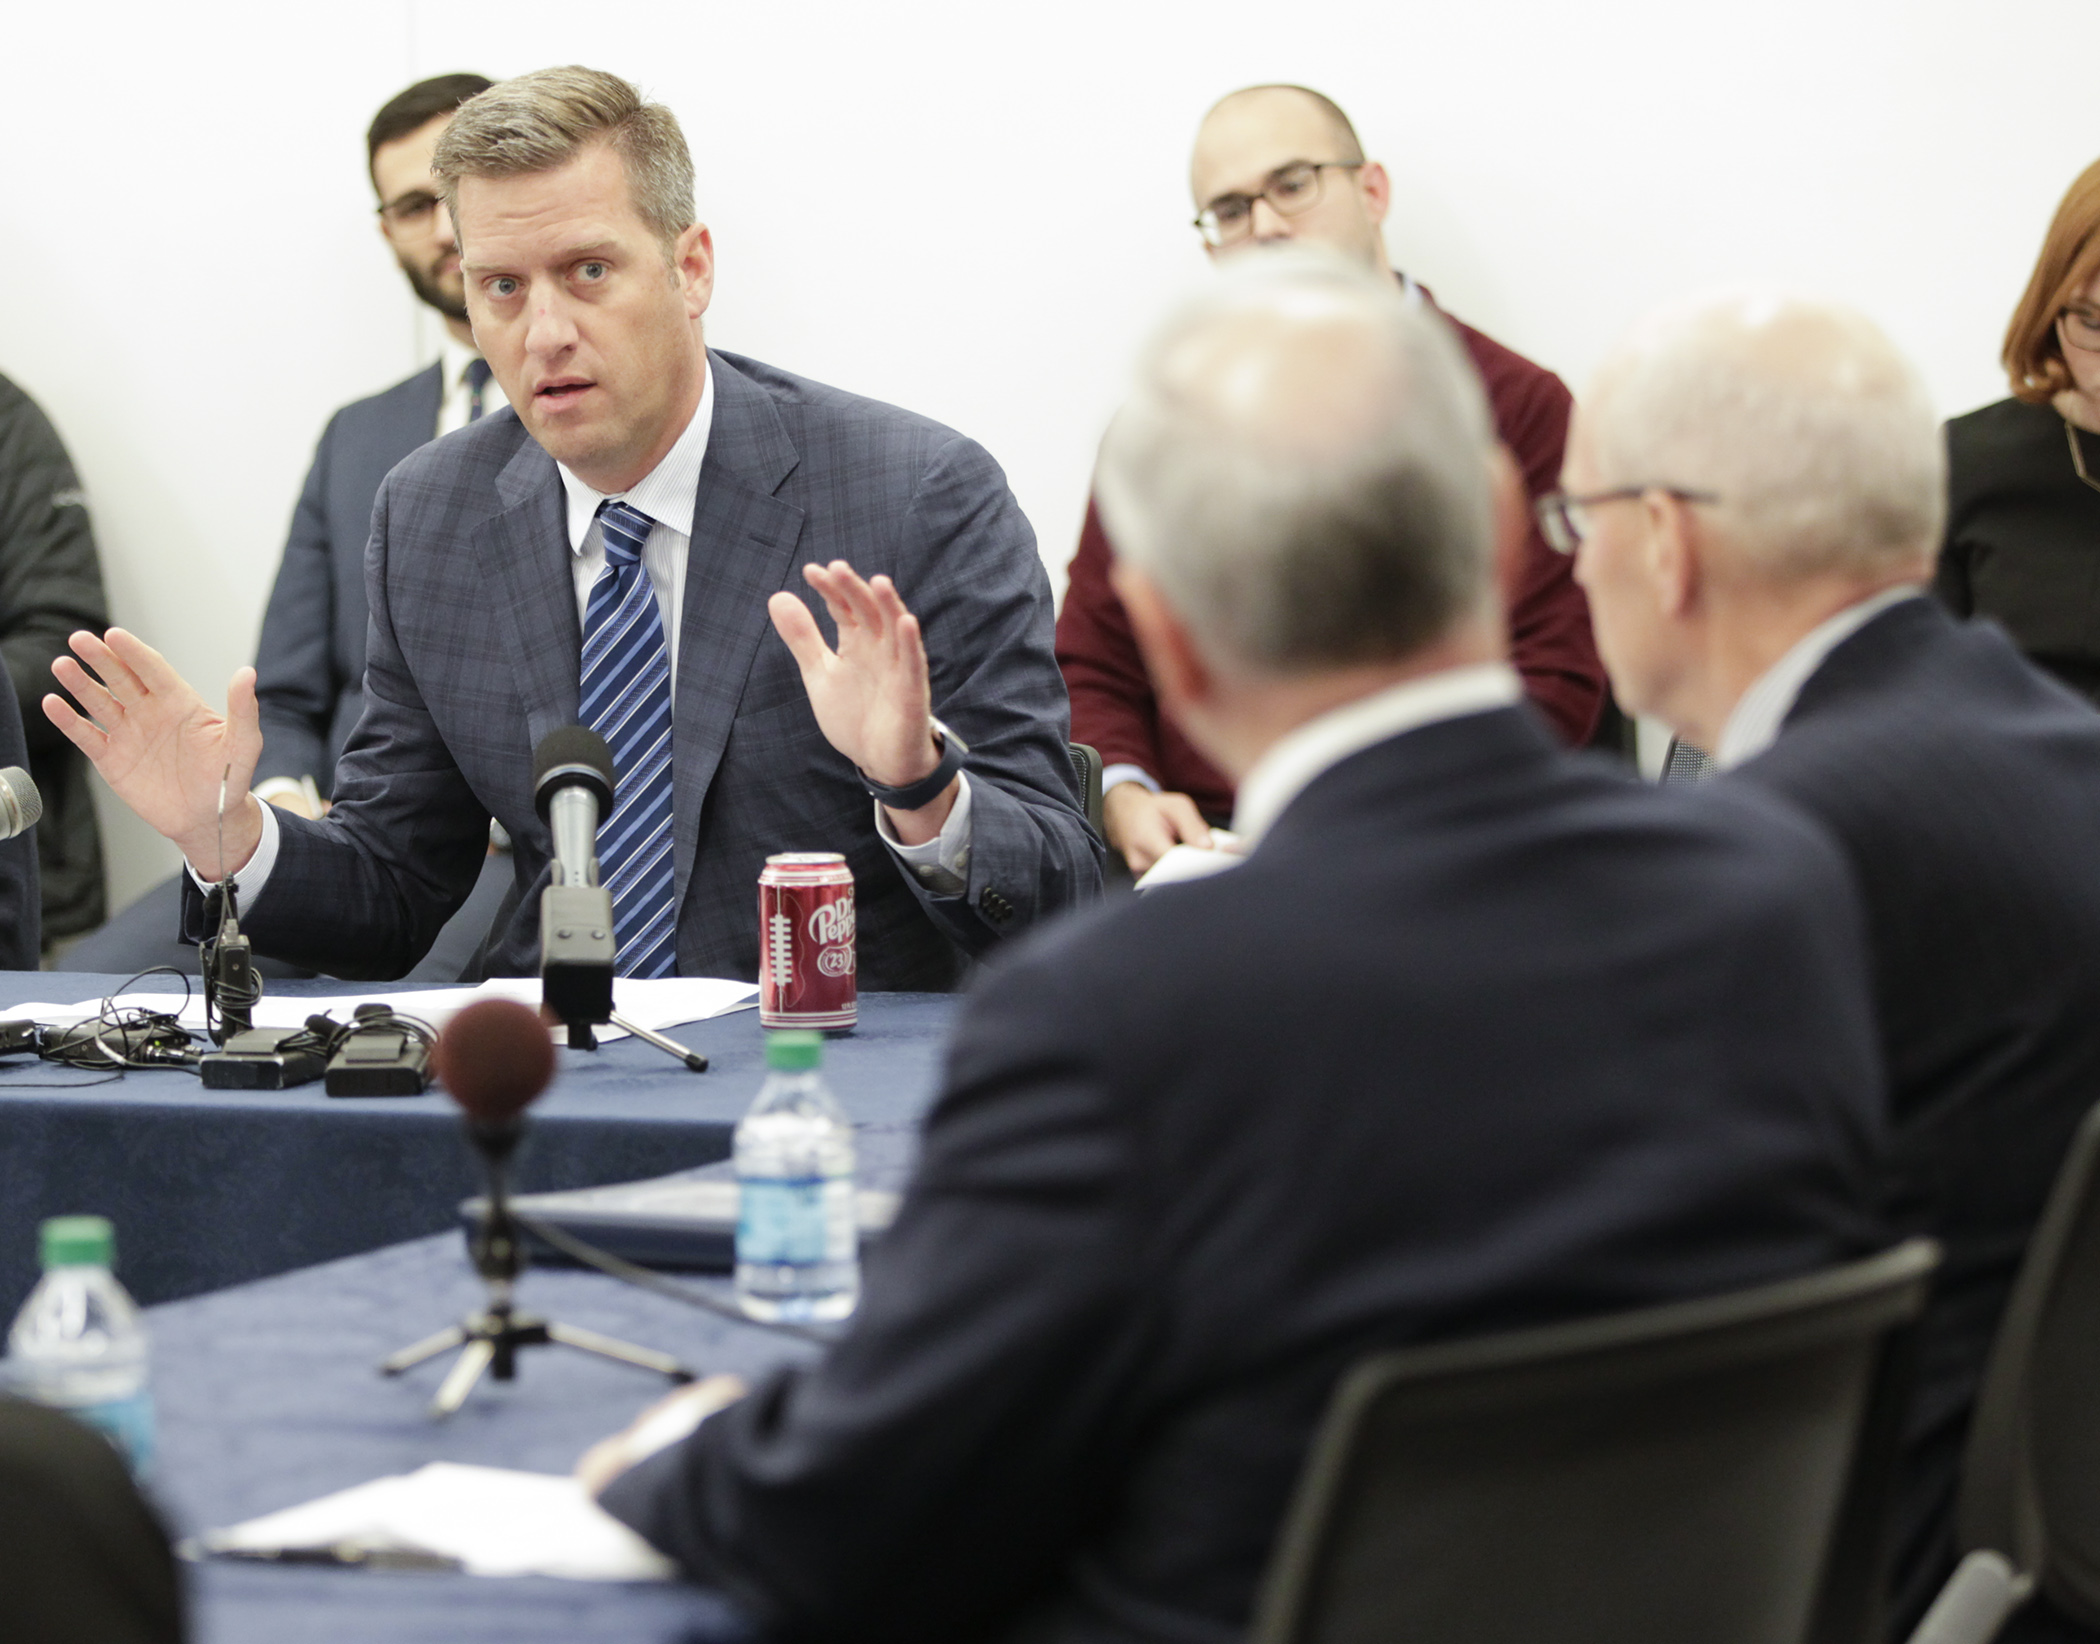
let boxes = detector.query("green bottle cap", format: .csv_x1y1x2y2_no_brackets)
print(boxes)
765,1030,824,1071
40,1215,114,1270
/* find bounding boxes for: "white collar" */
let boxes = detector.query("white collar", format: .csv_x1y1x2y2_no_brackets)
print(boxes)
558,361,717,550
1231,663,1522,846
1714,585,1922,769
437,333,482,395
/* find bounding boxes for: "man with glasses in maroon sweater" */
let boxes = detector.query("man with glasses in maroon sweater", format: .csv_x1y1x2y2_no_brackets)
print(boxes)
1058,84,1607,875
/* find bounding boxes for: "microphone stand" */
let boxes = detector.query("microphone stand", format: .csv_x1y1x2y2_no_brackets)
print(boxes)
380,1115,693,1418
534,729,708,1071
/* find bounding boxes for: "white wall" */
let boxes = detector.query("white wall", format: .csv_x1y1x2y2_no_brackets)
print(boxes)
3,0,2093,908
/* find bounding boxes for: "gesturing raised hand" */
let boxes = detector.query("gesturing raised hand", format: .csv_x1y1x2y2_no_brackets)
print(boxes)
769,562,958,844
44,628,267,879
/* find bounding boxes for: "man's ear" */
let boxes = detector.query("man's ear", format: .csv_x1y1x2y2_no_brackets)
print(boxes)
1112,561,1214,722
1645,491,1701,619
1358,161,1391,230
677,223,716,320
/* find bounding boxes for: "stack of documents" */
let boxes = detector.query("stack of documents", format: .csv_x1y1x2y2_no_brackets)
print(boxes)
192,1462,675,1580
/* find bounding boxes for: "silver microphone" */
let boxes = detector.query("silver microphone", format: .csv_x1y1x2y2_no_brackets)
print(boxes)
0,766,43,840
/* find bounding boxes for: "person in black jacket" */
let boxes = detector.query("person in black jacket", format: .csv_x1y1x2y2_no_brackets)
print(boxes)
575,255,1889,1644
1940,157,2100,703
0,1398,182,1643
1565,290,2100,1638
0,374,108,949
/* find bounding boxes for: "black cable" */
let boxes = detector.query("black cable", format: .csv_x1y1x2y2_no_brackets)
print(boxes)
35,967,204,1076
510,1211,834,1346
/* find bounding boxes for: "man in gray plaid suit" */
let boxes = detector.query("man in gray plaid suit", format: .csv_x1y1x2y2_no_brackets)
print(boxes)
45,68,1100,988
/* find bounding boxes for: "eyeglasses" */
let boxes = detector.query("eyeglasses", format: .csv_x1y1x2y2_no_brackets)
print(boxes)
1534,486,1721,554
377,189,444,229
1193,161,1364,248
2060,309,2100,352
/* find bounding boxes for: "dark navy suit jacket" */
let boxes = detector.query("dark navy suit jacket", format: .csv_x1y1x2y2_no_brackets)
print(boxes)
1727,596,2100,1632
605,705,1887,1644
0,657,38,968
251,363,441,792
215,351,1100,985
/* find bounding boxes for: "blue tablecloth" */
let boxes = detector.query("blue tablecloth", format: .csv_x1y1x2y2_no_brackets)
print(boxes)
0,976,955,1312
148,1233,820,1643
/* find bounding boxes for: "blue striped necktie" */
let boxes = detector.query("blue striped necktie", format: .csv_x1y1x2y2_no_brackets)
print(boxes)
580,499,678,977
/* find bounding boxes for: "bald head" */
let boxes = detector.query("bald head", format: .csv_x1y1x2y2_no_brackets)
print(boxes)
1585,293,1944,583
1097,251,1496,673
1191,86,1387,269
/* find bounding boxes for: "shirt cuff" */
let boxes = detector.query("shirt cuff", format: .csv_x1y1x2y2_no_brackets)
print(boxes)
876,771,973,897
1101,763,1159,794
185,796,282,908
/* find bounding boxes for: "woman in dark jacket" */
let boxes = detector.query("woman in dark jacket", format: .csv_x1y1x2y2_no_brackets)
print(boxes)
1940,158,2100,706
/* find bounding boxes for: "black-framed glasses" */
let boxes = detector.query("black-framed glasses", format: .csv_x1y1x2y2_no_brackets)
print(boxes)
377,189,444,229
2060,308,2100,352
1193,160,1365,248
1534,486,1721,554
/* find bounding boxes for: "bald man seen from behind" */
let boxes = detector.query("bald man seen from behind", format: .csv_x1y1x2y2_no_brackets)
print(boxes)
1562,293,2100,1639
575,255,1888,1644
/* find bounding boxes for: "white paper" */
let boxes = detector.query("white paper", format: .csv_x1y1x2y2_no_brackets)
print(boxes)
1133,830,1246,893
10,975,757,1045
205,1461,675,1581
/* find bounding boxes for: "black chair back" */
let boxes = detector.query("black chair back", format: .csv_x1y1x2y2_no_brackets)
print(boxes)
1953,1100,2100,1628
1250,1239,1939,1644
1067,742,1103,838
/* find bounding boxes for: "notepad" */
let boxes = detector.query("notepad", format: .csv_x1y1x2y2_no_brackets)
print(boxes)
196,1461,675,1581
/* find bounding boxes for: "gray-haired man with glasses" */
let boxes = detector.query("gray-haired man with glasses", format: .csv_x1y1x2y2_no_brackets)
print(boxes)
1057,84,1609,877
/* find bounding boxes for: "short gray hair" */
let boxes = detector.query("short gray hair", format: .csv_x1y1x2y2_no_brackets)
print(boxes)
432,66,695,253
1095,251,1497,672
1586,292,1945,581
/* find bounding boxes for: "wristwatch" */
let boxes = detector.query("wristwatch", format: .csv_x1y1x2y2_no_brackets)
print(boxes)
860,719,968,811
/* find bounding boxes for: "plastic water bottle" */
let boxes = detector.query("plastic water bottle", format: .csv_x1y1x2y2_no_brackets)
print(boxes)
6,1216,154,1474
735,1030,859,1322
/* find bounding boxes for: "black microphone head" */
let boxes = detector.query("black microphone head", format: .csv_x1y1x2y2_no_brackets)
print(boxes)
533,727,615,822
435,999,556,1125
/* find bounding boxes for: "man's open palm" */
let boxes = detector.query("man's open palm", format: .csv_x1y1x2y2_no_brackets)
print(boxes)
769,562,941,791
46,628,266,873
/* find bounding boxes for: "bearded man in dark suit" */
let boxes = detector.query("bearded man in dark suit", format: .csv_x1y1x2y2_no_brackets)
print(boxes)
69,71,505,980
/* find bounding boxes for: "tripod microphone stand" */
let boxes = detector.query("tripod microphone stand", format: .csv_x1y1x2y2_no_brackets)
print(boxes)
380,998,692,1418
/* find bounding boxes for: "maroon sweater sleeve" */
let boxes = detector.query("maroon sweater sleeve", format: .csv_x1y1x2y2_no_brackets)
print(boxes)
1440,308,1607,745
1054,501,1236,819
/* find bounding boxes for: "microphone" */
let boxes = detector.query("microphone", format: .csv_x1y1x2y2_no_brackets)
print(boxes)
434,997,555,1147
434,999,553,1324
532,729,617,1043
381,995,690,1414
0,767,41,840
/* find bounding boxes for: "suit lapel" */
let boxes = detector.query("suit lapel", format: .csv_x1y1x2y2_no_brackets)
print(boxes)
480,436,581,744
398,363,444,458
671,353,806,906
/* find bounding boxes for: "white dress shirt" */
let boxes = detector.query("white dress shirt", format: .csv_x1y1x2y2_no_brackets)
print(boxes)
208,361,971,904
1713,586,1922,770
434,336,492,437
